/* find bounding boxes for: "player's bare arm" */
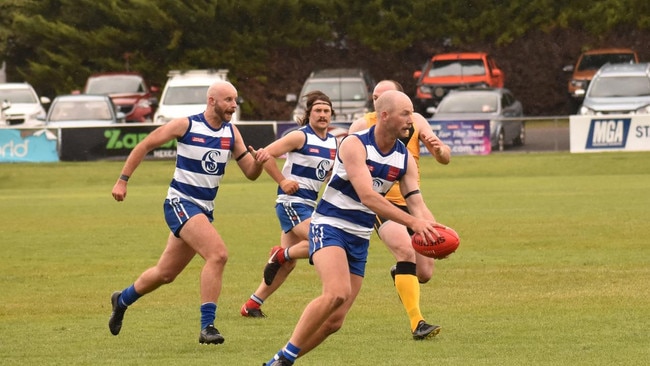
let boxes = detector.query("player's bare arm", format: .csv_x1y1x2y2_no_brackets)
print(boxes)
262,130,306,194
339,135,433,235
112,117,189,202
347,116,368,134
414,113,451,164
399,153,443,241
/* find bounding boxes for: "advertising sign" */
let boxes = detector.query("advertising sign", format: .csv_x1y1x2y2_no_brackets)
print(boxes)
426,120,491,156
570,115,650,153
0,128,59,163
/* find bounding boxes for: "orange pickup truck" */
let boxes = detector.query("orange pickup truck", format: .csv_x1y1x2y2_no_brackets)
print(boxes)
563,48,638,112
413,52,505,115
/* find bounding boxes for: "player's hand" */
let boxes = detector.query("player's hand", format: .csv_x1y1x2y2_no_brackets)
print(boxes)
112,180,127,202
248,145,270,165
280,179,299,194
412,219,445,243
423,134,445,154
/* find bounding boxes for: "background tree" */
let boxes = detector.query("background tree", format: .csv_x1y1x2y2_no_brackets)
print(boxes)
2,0,650,118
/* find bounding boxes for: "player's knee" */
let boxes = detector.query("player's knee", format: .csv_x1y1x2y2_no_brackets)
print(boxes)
389,245,416,262
417,274,432,284
206,250,228,267
323,292,347,310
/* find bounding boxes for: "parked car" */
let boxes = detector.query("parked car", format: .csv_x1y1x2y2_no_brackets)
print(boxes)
413,52,505,115
0,82,50,125
431,88,524,151
287,68,375,122
563,48,639,112
579,63,650,116
42,94,125,127
154,69,239,124
82,72,157,122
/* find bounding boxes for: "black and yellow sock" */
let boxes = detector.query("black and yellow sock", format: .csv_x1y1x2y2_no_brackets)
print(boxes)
394,261,424,332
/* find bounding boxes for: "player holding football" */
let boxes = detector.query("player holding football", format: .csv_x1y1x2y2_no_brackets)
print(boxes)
240,91,338,317
348,80,451,339
264,90,445,365
109,80,270,344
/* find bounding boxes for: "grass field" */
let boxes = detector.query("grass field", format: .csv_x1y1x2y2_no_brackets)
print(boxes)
1,151,649,365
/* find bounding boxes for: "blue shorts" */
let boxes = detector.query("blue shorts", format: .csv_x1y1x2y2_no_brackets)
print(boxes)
164,198,213,237
309,223,369,277
275,202,314,233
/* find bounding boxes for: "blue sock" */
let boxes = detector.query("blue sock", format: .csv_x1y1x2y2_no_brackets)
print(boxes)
200,302,217,329
283,342,300,363
119,285,141,308
266,343,300,364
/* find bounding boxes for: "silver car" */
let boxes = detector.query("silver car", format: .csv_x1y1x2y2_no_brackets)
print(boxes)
431,88,525,151
579,63,650,115
44,94,125,127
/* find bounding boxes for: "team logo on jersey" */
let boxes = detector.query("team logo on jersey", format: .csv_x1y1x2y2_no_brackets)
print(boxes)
202,150,221,174
316,160,332,181
372,178,383,191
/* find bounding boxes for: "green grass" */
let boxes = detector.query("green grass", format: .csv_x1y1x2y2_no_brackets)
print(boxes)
1,152,649,365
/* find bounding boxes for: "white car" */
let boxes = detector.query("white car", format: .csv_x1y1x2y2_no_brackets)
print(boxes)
154,69,240,124
0,82,50,126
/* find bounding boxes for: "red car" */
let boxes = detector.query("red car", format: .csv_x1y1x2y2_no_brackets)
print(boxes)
413,52,505,115
82,72,158,122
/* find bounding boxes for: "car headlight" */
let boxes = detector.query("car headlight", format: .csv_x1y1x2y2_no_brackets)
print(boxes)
570,80,587,89
419,86,432,95
635,105,650,114
579,105,596,115
26,109,45,120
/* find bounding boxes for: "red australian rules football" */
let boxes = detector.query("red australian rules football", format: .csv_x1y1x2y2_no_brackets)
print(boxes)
411,226,460,259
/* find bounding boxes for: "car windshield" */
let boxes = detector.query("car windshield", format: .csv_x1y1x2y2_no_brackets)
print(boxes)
49,100,113,121
0,89,37,103
437,93,499,113
162,86,208,105
428,60,485,77
589,76,650,97
302,81,367,101
577,54,636,71
86,76,145,94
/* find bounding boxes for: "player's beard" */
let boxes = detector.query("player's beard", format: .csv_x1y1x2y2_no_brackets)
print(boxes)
213,103,235,122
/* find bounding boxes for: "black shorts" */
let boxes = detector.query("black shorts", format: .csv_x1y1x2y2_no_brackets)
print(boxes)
374,203,414,236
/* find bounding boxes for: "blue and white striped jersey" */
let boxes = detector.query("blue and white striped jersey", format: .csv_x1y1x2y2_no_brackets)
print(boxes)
276,124,338,207
311,125,409,239
166,113,234,214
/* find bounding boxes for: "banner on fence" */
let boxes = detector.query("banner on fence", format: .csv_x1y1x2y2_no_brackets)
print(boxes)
570,115,650,153
0,128,59,162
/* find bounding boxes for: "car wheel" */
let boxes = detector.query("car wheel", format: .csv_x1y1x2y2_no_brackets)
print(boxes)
497,129,505,151
514,122,526,146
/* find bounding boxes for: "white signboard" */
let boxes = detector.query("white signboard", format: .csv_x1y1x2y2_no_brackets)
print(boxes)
570,115,650,153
